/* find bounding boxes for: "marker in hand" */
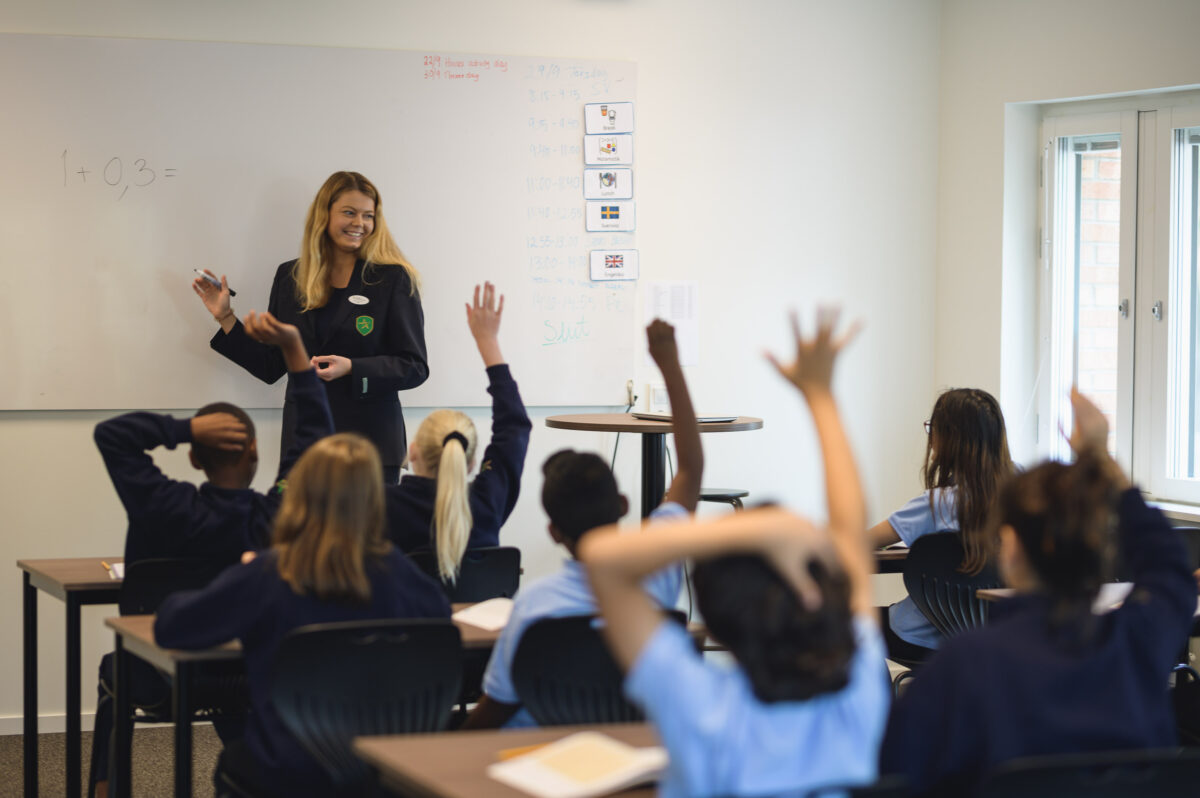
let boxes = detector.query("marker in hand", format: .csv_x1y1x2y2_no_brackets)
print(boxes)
194,269,237,297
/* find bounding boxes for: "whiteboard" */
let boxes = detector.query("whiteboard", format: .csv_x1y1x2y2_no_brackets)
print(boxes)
0,35,638,409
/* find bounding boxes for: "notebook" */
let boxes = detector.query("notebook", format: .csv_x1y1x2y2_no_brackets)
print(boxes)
488,731,667,798
630,411,736,423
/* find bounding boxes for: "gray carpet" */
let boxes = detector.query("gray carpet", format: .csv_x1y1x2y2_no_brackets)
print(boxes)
0,726,222,798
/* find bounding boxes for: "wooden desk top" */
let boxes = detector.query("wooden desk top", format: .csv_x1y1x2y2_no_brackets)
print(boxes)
105,606,510,673
354,723,660,798
546,413,763,434
17,556,123,600
875,548,909,562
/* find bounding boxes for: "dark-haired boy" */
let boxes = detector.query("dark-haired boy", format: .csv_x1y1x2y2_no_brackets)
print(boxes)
464,319,702,729
89,311,332,798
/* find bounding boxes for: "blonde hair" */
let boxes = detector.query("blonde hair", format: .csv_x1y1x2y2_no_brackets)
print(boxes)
413,410,478,583
292,171,421,311
272,433,391,603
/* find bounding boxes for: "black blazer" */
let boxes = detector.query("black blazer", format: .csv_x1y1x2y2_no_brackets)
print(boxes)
210,259,428,466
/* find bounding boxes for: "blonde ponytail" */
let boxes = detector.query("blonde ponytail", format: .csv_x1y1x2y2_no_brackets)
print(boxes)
413,410,477,583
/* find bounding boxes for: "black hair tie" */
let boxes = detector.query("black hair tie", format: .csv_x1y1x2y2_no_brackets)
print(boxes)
442,431,469,450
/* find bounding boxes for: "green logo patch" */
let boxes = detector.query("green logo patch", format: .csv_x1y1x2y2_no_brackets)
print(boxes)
355,315,374,336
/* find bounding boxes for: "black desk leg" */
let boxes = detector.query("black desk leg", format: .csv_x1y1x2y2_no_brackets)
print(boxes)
22,572,37,798
66,595,82,798
174,661,194,798
641,432,667,518
112,636,132,798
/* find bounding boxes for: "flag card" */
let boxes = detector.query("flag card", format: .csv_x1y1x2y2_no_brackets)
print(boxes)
589,249,639,281
584,102,634,134
583,168,633,199
585,201,635,232
584,134,634,165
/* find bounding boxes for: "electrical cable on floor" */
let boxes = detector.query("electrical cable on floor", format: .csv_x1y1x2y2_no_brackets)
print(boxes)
610,401,634,470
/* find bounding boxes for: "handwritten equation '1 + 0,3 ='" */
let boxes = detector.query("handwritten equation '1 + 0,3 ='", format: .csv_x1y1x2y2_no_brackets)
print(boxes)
61,150,178,201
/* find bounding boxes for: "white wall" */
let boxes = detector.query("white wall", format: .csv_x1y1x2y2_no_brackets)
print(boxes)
0,0,940,731
938,0,1200,460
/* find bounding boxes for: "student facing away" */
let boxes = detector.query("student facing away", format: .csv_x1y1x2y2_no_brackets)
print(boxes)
463,318,703,729
582,309,890,798
385,281,532,583
869,387,1014,662
881,388,1196,795
88,310,334,798
154,322,449,798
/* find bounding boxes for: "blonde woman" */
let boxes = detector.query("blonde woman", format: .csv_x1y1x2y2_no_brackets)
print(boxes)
195,171,427,482
155,426,450,798
386,282,531,583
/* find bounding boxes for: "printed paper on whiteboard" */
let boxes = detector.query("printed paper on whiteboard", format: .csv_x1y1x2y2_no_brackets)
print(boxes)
644,281,699,366
584,102,634,134
585,201,635,232
583,168,633,200
584,134,634,165
590,250,639,281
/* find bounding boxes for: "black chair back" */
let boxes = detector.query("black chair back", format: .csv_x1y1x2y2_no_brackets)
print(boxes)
976,747,1200,798
902,532,1002,639
511,612,686,726
409,545,521,602
118,557,233,615
270,619,463,794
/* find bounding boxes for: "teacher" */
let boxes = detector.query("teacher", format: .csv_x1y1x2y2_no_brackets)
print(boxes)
194,171,428,483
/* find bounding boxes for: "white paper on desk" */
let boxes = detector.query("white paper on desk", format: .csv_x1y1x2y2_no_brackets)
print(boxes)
487,731,667,798
111,562,125,580
452,597,514,631
644,281,699,366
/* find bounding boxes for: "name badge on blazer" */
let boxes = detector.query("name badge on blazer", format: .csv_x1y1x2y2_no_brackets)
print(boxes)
349,295,369,305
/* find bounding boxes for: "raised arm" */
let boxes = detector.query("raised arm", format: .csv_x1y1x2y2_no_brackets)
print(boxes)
766,309,872,616
582,507,832,671
648,321,703,512
207,265,290,385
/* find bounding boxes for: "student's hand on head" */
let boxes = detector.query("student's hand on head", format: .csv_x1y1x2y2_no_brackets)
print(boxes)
191,413,248,451
466,281,504,340
192,270,231,319
765,307,861,397
243,310,300,348
1067,386,1110,456
758,511,836,611
646,319,679,367
310,355,352,381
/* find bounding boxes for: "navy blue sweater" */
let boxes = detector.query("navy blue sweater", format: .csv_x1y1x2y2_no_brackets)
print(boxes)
881,488,1197,795
94,369,334,566
155,548,450,798
385,364,531,553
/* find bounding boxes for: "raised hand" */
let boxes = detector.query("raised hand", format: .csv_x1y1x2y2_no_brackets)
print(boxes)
243,310,300,348
466,281,505,367
646,319,679,368
1067,386,1110,456
191,413,248,452
192,270,232,320
766,307,861,396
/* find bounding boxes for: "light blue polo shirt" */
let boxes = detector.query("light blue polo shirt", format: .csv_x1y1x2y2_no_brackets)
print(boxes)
481,501,688,728
626,614,890,798
887,487,958,649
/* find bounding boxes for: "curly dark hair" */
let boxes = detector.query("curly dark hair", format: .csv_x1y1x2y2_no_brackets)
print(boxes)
540,449,624,544
191,402,255,472
693,554,856,703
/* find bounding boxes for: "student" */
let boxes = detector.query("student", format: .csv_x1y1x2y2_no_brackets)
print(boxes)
869,387,1014,661
463,319,703,729
385,282,531,583
581,309,890,798
88,310,333,798
155,432,451,798
195,171,428,482
881,388,1197,795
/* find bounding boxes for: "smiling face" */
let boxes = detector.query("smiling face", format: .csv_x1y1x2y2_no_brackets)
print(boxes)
325,189,376,253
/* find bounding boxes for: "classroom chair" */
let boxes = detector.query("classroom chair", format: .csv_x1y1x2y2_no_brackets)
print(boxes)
891,533,1002,694
974,747,1200,798
408,545,521,602
511,611,688,726
219,619,463,798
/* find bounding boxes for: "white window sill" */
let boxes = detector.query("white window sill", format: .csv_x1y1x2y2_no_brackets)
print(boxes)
1147,498,1200,526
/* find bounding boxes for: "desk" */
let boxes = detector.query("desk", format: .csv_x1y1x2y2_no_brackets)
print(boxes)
17,556,122,798
875,547,909,574
354,723,660,798
545,414,763,517
104,608,511,798
977,583,1200,621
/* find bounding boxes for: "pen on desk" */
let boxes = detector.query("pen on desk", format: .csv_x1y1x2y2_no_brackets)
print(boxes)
100,560,116,580
193,269,238,297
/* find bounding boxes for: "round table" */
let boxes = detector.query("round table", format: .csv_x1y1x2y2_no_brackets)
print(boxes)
545,414,764,517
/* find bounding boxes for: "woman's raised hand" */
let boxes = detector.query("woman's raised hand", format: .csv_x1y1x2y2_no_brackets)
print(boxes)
192,269,232,320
